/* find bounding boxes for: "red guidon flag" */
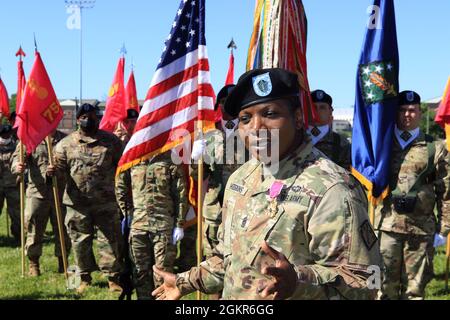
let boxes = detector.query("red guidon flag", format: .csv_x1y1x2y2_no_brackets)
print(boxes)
435,76,450,151
225,50,235,86
100,57,127,132
0,77,9,119
16,46,27,113
117,0,215,174
16,51,63,154
126,69,140,112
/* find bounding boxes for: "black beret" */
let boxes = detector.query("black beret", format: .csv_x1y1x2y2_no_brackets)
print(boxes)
215,85,235,110
224,68,300,118
311,90,333,106
399,91,421,106
127,109,139,119
0,124,12,135
76,103,100,119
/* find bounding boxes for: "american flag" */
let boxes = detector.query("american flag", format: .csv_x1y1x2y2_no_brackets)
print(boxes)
117,0,215,173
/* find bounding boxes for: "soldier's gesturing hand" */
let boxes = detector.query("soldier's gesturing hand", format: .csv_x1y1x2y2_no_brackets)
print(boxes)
152,266,182,300
260,241,297,300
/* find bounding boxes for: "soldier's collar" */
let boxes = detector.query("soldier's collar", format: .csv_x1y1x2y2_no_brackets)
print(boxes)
394,126,420,150
77,130,98,144
307,124,330,146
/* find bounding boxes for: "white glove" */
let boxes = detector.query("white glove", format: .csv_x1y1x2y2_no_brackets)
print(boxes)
434,233,447,248
191,139,207,161
172,227,185,245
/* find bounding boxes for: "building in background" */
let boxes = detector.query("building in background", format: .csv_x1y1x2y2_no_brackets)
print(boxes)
58,99,144,133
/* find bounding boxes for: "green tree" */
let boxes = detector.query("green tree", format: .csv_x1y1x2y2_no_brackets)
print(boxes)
420,103,444,139
9,93,17,114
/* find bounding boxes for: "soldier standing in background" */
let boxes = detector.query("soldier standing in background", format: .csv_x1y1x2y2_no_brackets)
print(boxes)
375,91,450,300
52,103,124,294
0,124,20,244
307,90,351,170
12,129,71,276
116,151,188,300
113,109,139,146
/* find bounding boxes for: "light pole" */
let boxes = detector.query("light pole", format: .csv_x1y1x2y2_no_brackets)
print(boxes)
65,0,95,108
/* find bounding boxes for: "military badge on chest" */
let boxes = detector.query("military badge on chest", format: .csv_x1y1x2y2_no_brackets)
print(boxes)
267,181,284,218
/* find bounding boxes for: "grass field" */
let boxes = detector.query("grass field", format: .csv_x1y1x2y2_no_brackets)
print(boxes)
0,208,449,300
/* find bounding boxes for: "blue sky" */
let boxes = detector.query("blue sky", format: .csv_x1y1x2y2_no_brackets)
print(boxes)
0,0,449,108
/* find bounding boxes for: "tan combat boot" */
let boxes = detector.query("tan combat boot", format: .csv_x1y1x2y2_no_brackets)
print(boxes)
108,279,123,293
29,257,41,277
76,274,92,294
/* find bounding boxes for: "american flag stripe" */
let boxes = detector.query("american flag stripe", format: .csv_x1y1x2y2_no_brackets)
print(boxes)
117,0,215,173
141,71,213,118
149,46,209,87
146,59,210,100
134,89,214,134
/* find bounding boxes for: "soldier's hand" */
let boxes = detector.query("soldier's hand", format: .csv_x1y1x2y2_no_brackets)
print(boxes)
260,241,297,300
151,266,182,300
16,162,26,174
46,164,56,177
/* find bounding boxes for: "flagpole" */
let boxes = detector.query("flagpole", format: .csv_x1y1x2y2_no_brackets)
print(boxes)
65,0,96,106
19,143,26,277
45,136,69,283
15,46,27,277
196,120,204,301
445,234,450,292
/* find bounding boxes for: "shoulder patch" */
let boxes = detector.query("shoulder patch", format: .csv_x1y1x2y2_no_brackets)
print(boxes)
359,220,378,250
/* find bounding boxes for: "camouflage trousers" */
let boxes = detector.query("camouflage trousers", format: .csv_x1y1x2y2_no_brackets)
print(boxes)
0,187,21,242
65,204,123,280
202,190,222,259
203,220,220,259
175,224,197,273
378,231,434,300
25,196,71,259
129,229,176,300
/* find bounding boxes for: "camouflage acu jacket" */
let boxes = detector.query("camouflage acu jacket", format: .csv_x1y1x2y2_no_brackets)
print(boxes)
177,142,381,300
192,128,248,221
314,130,351,170
123,153,188,233
0,139,18,188
11,131,66,199
54,129,122,206
374,133,450,236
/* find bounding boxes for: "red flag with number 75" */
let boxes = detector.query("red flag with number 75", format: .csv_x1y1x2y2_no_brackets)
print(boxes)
16,51,63,154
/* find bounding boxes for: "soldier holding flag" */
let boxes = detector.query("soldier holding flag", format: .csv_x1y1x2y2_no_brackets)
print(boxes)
12,129,71,276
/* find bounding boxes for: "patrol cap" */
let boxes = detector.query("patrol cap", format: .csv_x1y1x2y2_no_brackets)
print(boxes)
127,109,139,119
214,84,235,110
0,124,12,135
224,68,300,118
311,90,333,106
399,91,421,106
76,103,100,119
